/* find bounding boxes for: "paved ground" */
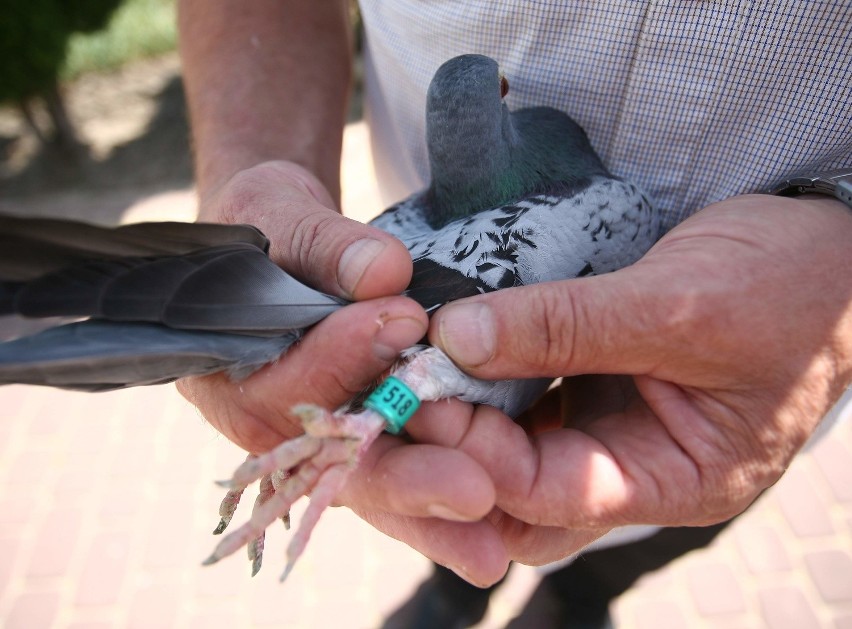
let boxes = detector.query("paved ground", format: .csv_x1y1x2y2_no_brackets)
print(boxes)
1,122,851,628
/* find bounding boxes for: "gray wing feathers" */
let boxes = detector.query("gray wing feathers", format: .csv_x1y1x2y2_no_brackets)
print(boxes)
0,214,269,281
0,216,343,389
0,320,298,391
0,174,658,395
4,243,345,335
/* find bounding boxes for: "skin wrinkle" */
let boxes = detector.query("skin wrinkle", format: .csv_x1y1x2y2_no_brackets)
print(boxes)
489,416,543,518
521,435,547,524
210,178,243,227
592,416,676,525
486,509,539,560
537,283,578,376
284,206,336,281
492,514,542,563
207,165,297,227
491,508,605,566
604,427,674,522
644,383,754,518
550,431,624,528
645,381,784,523
445,406,541,523
561,283,587,374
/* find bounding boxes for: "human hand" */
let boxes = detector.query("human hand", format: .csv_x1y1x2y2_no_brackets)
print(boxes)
174,2,507,578
380,193,852,583
196,160,413,300
180,159,418,447
179,161,516,576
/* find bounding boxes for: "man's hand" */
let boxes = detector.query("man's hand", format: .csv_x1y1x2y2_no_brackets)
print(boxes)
176,1,520,579
176,0,519,581
175,153,519,577
196,160,413,300
378,194,851,583
177,162,516,581
179,2,416,430
178,159,416,448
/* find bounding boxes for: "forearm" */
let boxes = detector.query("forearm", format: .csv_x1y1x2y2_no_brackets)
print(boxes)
178,0,352,206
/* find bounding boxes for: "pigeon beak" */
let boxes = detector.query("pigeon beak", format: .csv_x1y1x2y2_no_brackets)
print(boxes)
498,69,509,99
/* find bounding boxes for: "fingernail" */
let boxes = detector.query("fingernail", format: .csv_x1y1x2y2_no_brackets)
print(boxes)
436,302,495,367
373,317,428,362
427,503,475,522
448,564,475,584
338,238,386,297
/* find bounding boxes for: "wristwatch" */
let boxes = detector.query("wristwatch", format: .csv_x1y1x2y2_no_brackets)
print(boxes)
770,168,852,209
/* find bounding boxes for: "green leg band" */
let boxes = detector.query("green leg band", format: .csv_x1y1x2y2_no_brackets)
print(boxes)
364,376,421,434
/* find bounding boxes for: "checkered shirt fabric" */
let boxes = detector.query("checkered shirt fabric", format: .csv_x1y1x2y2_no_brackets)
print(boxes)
359,1,852,231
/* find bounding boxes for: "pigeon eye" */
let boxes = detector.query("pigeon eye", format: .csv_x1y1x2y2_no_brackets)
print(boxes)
500,75,509,98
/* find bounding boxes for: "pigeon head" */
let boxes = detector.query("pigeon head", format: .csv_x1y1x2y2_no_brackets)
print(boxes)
425,54,608,228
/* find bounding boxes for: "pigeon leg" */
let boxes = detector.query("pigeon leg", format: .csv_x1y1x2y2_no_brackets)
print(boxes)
203,437,365,568
218,435,322,492
246,474,275,576
279,461,351,582
205,347,477,577
213,484,246,535
245,470,295,574
269,469,292,530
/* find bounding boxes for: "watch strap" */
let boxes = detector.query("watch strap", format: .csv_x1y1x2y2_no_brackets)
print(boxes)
770,168,852,209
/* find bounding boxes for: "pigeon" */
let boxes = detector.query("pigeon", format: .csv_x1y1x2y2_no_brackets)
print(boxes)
0,54,661,579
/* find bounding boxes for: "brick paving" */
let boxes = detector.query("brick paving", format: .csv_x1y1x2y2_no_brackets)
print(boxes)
1,122,850,628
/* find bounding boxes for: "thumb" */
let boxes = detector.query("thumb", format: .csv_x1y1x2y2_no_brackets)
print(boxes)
202,161,413,301
428,268,665,380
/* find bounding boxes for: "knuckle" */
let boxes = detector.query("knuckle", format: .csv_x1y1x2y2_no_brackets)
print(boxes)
209,162,322,227
289,211,342,276
691,447,785,524
213,167,269,225
323,361,371,402
524,285,577,374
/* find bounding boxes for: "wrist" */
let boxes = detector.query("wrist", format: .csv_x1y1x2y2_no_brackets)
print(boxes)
179,0,351,206
190,128,346,219
769,168,852,210
789,193,852,221
787,195,852,396
196,161,338,224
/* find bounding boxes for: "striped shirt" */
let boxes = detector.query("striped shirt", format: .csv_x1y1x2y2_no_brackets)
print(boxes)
359,1,852,232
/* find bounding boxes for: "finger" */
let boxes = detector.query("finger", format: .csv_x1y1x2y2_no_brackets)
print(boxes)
406,402,639,527
352,506,510,586
177,296,428,453
486,513,611,567
407,403,580,522
413,392,744,529
427,266,674,380
210,162,413,300
340,437,496,523
336,410,508,586
514,384,563,435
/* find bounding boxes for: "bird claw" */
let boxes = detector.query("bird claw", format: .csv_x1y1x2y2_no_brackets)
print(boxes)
204,347,468,579
213,458,250,534
204,405,385,577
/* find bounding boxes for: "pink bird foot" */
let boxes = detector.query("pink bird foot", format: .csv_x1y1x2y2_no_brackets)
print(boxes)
203,346,484,580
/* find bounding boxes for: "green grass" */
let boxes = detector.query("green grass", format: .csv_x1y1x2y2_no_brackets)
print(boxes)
63,0,177,79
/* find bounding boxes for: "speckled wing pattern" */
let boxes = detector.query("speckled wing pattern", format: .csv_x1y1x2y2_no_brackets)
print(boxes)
371,176,657,313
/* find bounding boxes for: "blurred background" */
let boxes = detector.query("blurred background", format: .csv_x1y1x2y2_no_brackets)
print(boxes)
0,2,851,627
1,0,188,215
